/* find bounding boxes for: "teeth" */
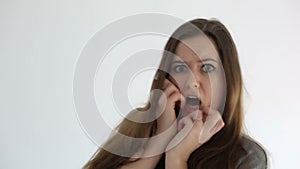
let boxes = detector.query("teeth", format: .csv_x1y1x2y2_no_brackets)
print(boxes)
187,96,198,99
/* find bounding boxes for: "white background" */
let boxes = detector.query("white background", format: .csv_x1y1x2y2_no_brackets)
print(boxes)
1,0,300,169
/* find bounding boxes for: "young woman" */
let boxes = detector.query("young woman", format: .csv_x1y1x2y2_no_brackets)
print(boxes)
83,18,268,169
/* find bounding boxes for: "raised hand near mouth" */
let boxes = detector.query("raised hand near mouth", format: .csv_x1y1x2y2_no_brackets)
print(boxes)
165,108,224,168
154,78,186,135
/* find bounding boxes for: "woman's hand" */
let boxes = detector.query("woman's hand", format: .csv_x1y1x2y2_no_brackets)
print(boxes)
117,79,186,169
165,108,225,163
155,78,185,135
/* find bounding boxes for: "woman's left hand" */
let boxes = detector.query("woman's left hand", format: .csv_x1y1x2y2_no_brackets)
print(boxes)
165,108,225,162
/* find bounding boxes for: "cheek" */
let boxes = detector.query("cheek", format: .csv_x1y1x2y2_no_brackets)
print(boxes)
168,74,187,89
209,76,226,110
167,76,180,89
202,80,212,99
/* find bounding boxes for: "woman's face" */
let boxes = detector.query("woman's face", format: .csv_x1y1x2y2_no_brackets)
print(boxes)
169,35,226,117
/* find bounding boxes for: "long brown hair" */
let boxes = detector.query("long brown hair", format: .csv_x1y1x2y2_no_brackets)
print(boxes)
84,18,246,169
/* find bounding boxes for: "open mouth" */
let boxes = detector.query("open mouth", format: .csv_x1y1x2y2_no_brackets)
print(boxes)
186,96,201,106
184,96,202,113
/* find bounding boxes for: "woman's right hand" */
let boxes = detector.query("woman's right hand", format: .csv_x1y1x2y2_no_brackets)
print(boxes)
155,78,185,135
118,79,185,169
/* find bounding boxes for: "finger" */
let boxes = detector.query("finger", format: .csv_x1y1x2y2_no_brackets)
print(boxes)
201,106,214,115
177,114,194,131
192,111,204,128
164,83,179,97
199,107,213,122
178,111,198,130
157,92,167,109
180,94,186,109
204,110,222,130
162,78,172,90
198,111,223,143
157,91,185,120
160,80,177,105
192,110,203,121
165,117,193,151
215,119,225,133
209,119,225,134
167,91,185,107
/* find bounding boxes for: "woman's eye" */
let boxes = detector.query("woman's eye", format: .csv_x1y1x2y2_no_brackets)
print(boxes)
202,64,215,73
174,65,187,73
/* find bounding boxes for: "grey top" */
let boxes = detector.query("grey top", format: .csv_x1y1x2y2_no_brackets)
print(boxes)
235,136,268,169
154,136,268,169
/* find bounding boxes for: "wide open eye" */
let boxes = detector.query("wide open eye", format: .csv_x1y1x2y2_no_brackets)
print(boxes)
174,65,187,73
201,64,215,73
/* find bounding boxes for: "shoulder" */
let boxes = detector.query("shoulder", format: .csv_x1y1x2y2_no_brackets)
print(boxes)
235,135,268,169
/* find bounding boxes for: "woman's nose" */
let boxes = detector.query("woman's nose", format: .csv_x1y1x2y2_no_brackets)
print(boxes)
185,72,201,89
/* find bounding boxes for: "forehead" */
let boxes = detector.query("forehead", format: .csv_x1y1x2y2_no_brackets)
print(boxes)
174,35,219,62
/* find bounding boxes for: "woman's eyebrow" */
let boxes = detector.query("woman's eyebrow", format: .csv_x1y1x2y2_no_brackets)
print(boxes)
172,58,218,64
172,60,186,64
197,58,218,63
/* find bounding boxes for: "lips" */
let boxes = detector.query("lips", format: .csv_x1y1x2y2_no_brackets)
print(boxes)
186,96,201,106
184,95,201,113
